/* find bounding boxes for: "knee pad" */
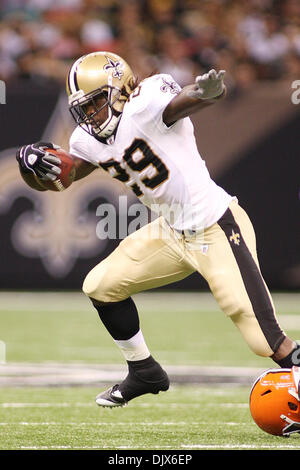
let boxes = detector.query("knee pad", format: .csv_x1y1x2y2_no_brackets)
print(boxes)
82,262,107,301
82,261,130,303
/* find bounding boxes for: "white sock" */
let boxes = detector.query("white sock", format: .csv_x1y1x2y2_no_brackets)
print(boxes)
114,329,150,362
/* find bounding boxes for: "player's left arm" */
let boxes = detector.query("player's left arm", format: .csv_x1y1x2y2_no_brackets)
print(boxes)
162,69,226,126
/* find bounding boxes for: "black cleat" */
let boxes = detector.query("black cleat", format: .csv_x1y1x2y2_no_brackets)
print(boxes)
95,356,169,407
95,384,128,407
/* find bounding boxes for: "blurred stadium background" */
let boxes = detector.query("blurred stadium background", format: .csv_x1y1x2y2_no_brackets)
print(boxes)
0,0,300,450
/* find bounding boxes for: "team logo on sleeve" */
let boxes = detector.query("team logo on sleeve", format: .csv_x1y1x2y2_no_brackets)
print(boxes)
160,78,180,94
103,56,124,80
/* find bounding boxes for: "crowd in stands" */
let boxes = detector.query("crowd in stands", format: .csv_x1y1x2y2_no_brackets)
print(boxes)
1,0,300,96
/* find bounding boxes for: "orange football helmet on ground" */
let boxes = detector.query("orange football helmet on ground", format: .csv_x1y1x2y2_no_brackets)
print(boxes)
250,366,300,437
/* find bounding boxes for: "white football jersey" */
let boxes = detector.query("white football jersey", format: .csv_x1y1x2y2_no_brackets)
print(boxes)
69,74,234,231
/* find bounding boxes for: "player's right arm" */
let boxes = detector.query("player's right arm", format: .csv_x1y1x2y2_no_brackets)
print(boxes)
16,142,62,191
72,156,97,180
16,141,96,190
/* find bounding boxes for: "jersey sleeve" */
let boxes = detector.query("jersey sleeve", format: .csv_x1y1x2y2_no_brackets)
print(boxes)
69,126,100,166
135,74,182,132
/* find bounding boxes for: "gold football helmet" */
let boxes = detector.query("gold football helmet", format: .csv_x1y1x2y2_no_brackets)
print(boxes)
66,51,136,139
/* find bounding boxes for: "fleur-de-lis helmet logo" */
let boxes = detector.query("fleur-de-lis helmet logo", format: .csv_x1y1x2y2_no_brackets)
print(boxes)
103,56,124,80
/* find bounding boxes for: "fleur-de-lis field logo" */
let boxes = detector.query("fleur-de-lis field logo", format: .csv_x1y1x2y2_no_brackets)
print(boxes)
0,93,134,279
0,149,116,277
103,56,124,80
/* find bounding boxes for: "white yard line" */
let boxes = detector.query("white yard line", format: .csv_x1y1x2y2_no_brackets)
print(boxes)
18,445,176,450
13,443,300,450
182,444,300,450
0,402,248,408
0,421,250,426
0,402,92,408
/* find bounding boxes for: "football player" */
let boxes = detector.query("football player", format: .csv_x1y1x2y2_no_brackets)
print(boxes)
16,51,300,407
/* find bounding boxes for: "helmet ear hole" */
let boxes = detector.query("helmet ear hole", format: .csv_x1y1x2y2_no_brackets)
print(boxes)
288,401,298,411
261,389,272,396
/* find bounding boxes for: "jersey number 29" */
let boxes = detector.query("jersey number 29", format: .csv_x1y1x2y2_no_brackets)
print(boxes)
100,138,169,197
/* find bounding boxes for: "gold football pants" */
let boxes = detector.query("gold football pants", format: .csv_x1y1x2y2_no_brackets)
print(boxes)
83,201,286,357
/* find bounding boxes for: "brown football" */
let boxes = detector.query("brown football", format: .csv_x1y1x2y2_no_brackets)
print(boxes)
35,148,76,192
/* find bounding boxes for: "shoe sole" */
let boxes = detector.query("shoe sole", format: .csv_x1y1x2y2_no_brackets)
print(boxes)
95,386,169,408
95,397,127,407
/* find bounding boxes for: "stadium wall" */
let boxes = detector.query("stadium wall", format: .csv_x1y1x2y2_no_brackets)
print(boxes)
0,79,299,290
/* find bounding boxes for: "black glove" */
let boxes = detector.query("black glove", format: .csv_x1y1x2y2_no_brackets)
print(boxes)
16,141,62,181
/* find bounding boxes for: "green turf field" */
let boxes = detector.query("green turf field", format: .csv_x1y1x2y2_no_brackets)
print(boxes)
1,385,300,450
1,291,299,367
0,291,300,450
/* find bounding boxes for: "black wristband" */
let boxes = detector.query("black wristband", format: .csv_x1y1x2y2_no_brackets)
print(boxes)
274,343,300,368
